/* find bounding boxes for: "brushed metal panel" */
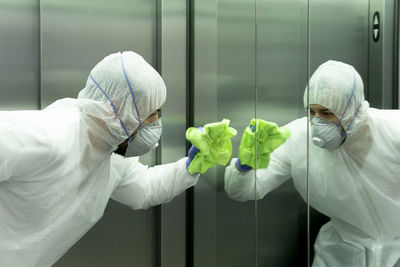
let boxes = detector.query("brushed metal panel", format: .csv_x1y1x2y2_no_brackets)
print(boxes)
54,200,156,267
0,0,40,110
369,0,395,108
193,0,257,266
40,1,158,266
217,0,257,264
40,0,157,107
309,0,369,98
192,1,218,267
159,0,188,267
396,0,400,109
255,0,308,266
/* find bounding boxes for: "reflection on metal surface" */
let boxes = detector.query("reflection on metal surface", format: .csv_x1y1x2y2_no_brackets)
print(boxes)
194,0,257,266
256,0,308,266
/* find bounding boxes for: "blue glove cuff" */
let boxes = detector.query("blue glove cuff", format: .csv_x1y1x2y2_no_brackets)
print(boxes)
236,158,252,172
186,145,200,170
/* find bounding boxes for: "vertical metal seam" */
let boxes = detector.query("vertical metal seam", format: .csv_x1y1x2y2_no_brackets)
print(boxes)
155,1,162,267
254,0,258,265
156,0,163,166
38,0,42,110
366,0,371,101
186,0,195,266
393,0,399,109
156,0,162,77
306,0,311,266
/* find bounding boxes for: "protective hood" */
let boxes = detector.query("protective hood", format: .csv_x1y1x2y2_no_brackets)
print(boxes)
304,60,367,138
78,51,166,146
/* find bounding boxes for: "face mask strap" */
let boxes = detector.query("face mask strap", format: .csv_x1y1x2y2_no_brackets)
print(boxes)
120,54,142,130
89,74,131,140
338,69,357,122
345,103,362,132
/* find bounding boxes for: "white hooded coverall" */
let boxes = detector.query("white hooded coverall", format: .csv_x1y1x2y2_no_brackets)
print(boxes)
225,61,400,267
0,51,198,267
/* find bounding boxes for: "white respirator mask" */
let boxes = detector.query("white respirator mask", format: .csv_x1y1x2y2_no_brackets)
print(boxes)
310,117,346,150
125,119,162,157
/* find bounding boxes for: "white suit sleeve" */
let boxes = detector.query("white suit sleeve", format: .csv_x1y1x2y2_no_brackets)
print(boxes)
224,141,293,202
110,155,199,210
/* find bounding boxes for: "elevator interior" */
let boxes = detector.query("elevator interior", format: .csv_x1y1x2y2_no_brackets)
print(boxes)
0,0,398,266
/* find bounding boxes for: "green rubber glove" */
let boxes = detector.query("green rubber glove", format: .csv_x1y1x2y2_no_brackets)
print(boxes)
186,119,237,174
238,119,290,169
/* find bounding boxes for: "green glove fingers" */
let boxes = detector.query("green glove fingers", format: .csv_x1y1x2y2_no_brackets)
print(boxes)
238,119,290,169
186,119,237,174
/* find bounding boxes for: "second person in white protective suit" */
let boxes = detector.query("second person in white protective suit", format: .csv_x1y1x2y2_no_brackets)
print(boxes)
0,51,200,267
224,60,400,267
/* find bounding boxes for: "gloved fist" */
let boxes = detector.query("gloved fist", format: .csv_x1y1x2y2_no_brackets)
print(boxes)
185,119,237,174
238,118,290,170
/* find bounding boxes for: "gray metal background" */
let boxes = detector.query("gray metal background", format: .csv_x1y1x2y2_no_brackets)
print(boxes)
309,0,369,96
0,0,40,110
0,0,397,266
0,0,188,266
158,1,188,267
193,0,257,266
39,0,159,266
397,0,400,109
193,0,373,266
369,0,395,109
192,0,219,266
256,0,308,265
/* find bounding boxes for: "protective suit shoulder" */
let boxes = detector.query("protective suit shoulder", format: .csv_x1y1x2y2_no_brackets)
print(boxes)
283,116,307,140
368,108,400,148
271,116,307,163
0,110,55,181
0,99,82,182
368,108,400,123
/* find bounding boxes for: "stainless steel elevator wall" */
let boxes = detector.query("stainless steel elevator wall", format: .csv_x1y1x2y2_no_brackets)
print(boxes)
256,0,308,265
39,1,158,266
309,0,369,93
0,0,377,266
193,0,370,266
369,0,395,108
192,0,218,266
194,0,257,266
0,0,40,110
158,1,188,266
0,1,188,266
257,0,369,266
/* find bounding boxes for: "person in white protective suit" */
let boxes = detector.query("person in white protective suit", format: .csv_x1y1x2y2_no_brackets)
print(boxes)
0,51,200,267
224,60,400,267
